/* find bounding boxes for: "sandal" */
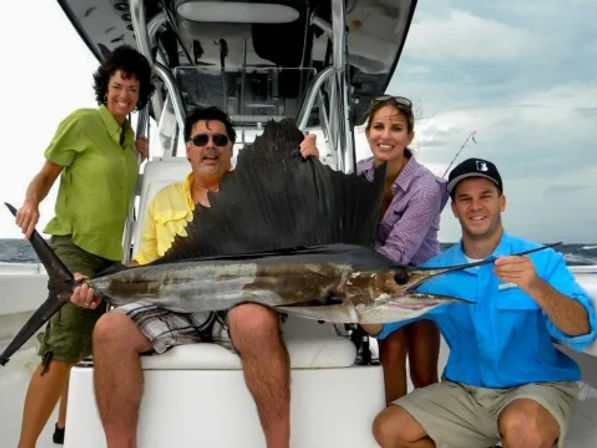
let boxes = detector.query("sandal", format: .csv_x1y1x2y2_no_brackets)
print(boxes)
52,423,65,444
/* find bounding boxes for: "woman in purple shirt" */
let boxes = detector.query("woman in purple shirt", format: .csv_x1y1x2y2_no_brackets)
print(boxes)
357,96,448,404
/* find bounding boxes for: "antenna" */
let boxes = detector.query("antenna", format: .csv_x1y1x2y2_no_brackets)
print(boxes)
442,130,477,177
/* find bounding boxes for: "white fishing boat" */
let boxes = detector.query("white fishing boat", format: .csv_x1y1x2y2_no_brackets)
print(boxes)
1,1,596,447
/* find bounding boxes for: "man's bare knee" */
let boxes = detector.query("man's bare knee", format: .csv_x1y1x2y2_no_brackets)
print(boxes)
229,304,279,344
93,312,150,354
372,409,397,447
373,405,425,447
499,399,559,448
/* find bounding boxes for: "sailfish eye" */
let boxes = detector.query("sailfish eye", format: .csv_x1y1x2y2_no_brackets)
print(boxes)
394,270,409,285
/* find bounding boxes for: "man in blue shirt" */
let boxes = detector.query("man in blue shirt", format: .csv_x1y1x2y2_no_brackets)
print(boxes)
363,158,597,448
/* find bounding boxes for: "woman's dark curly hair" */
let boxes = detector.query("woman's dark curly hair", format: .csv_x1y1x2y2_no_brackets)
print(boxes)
93,45,154,110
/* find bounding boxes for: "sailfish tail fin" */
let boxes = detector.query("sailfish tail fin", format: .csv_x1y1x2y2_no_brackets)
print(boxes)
1,203,75,365
5,203,74,285
0,294,64,366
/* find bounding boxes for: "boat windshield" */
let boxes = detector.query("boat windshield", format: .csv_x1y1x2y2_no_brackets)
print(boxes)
175,66,318,126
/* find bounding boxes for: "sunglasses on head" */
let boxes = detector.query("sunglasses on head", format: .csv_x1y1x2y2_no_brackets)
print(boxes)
372,95,412,109
189,133,229,147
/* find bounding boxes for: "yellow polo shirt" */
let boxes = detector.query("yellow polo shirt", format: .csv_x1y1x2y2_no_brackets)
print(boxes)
133,173,195,265
43,105,138,261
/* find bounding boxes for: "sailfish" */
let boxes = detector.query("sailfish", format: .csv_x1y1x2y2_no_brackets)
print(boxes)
0,119,553,365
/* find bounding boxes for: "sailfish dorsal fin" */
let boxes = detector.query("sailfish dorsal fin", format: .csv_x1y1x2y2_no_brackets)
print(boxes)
155,119,385,264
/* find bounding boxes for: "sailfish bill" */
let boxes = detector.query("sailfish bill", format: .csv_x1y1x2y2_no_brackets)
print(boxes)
390,242,562,293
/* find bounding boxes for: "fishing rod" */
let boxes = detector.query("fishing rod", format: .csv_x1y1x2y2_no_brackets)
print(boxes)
442,130,477,178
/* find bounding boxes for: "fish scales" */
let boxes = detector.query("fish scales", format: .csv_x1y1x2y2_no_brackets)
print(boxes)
88,261,353,313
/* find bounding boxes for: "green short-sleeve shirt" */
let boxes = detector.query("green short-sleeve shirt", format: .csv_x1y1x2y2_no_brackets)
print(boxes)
43,105,138,261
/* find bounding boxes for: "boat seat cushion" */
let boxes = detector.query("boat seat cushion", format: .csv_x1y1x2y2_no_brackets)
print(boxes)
141,316,356,370
134,157,190,250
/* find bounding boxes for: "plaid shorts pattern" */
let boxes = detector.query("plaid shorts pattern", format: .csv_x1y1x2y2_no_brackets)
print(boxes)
113,301,232,354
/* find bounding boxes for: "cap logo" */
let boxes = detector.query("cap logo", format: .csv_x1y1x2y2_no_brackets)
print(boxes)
476,160,489,172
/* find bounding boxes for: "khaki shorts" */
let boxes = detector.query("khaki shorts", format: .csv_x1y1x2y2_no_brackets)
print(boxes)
38,236,115,365
394,380,579,448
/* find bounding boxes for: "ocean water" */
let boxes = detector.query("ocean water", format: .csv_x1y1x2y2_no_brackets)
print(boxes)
1,239,596,265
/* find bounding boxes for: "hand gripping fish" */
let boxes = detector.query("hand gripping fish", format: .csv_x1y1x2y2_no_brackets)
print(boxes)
0,120,557,365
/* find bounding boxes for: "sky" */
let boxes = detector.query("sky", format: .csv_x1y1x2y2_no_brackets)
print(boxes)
372,0,597,243
0,0,596,243
0,1,98,238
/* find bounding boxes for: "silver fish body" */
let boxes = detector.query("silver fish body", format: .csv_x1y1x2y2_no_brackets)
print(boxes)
89,260,459,323
90,261,348,312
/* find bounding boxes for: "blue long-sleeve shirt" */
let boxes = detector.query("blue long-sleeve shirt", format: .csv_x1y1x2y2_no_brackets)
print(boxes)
377,232,597,388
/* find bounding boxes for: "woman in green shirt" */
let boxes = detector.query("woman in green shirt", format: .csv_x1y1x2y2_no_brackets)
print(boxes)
14,45,154,448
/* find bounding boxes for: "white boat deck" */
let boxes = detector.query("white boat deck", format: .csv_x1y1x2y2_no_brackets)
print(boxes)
2,339,597,447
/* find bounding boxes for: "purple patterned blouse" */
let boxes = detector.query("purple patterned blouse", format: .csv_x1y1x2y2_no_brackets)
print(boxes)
357,156,448,265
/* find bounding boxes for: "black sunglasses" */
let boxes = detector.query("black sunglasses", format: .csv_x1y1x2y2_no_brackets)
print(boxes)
189,133,229,147
372,95,412,108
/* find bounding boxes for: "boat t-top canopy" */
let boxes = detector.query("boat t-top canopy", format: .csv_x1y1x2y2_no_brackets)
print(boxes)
58,0,416,170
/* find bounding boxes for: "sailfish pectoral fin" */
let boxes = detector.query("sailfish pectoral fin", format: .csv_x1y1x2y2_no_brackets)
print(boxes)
0,293,66,365
402,242,562,292
359,293,472,325
275,302,359,324
276,292,471,325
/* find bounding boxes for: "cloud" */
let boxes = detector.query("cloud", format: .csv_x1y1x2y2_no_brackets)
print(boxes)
405,80,597,175
574,106,597,117
391,2,597,110
394,76,597,243
403,64,431,76
504,168,597,243
544,184,587,195
515,81,597,111
406,9,534,63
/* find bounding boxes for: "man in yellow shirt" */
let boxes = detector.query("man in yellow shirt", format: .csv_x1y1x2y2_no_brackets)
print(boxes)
73,106,318,448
